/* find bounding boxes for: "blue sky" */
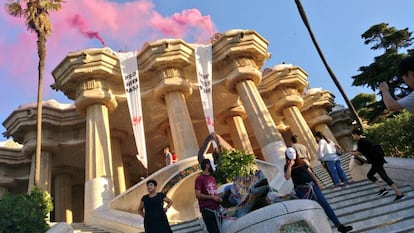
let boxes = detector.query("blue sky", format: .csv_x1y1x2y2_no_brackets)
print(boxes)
1,0,413,141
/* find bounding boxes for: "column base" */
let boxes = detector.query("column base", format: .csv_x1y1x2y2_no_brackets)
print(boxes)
84,177,114,223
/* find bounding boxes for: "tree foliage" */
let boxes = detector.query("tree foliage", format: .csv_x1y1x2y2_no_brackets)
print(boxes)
213,150,256,185
351,23,414,121
0,187,53,233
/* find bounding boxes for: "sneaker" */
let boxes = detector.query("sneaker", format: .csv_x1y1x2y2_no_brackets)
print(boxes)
333,186,342,191
337,224,353,233
377,189,388,196
394,194,406,201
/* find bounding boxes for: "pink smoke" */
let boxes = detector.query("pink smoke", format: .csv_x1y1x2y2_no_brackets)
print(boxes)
0,0,217,106
151,9,214,42
69,14,106,47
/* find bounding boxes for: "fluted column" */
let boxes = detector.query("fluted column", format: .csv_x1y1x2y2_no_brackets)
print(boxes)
235,79,285,163
110,129,127,196
51,48,122,224
76,79,117,220
139,39,199,160
23,140,57,194
218,105,253,154
260,65,318,160
302,88,338,144
54,168,73,223
154,68,199,159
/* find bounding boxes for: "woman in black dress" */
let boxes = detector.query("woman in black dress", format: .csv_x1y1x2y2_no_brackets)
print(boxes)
138,179,173,233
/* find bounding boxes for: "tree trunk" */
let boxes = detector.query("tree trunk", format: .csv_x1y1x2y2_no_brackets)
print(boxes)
294,0,363,129
34,32,46,188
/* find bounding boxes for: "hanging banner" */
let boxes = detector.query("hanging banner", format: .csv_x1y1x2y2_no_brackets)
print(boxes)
117,51,148,169
194,44,214,134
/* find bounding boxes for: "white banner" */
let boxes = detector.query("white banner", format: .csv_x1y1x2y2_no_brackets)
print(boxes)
194,44,214,134
117,51,148,169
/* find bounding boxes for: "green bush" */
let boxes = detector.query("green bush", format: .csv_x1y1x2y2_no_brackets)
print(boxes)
366,110,414,158
0,186,53,233
213,149,256,185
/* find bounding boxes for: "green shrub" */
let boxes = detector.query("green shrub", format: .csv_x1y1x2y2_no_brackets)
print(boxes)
366,110,414,158
0,186,53,233
213,150,256,185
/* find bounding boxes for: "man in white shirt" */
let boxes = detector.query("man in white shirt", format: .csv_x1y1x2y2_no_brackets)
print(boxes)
379,56,414,114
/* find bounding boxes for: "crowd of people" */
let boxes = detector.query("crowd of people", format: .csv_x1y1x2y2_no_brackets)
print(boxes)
138,56,414,233
140,129,408,233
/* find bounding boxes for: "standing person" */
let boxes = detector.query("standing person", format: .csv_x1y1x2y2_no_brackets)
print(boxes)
291,135,312,167
284,147,353,233
379,56,414,115
315,131,349,188
195,159,222,233
138,179,173,233
350,128,406,201
164,146,173,166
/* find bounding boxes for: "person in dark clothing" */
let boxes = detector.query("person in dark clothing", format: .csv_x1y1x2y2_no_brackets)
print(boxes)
351,128,406,201
284,147,353,233
138,179,173,233
195,159,222,233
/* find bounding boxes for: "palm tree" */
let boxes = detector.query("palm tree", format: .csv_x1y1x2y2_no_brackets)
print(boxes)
294,0,363,129
6,0,64,189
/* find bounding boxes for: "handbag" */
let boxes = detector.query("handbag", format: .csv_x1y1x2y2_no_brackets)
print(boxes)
354,156,367,165
335,145,344,156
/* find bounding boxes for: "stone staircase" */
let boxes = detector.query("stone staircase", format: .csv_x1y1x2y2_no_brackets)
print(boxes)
72,154,414,233
168,154,414,233
323,179,414,233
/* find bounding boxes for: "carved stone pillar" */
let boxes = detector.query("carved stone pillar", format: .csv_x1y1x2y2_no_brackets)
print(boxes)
218,104,253,154
140,40,200,159
23,140,57,194
111,129,127,196
302,88,337,144
51,48,122,223
260,65,318,160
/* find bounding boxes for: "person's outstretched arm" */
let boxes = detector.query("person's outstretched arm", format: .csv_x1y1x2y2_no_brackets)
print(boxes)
379,82,404,112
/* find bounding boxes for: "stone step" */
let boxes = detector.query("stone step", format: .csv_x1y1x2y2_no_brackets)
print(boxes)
171,218,206,233
323,180,414,233
71,223,114,233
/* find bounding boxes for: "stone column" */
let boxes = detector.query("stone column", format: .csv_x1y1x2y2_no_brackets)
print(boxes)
76,79,117,220
212,30,294,193
154,68,199,159
54,168,73,223
111,129,127,196
302,88,338,144
139,40,199,159
218,105,253,154
259,65,318,160
51,48,122,224
235,79,286,164
23,140,57,194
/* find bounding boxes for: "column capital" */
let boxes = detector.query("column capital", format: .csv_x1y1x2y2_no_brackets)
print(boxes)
153,67,193,103
217,104,247,124
301,88,335,128
213,30,270,94
75,79,118,114
260,65,308,114
51,48,122,115
22,138,59,157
